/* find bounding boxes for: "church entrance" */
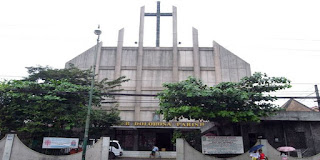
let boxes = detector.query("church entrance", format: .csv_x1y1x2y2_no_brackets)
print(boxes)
137,129,173,151
156,132,172,151
113,128,174,151
112,121,206,151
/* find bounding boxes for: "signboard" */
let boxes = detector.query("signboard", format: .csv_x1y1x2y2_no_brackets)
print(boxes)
42,137,79,149
202,136,244,154
117,121,206,128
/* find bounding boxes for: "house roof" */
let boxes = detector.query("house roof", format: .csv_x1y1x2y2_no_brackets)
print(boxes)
281,98,314,112
311,106,319,112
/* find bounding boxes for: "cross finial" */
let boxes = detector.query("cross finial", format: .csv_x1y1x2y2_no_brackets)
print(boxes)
144,1,173,47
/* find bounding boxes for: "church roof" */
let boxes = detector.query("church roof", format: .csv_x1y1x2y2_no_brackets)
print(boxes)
281,98,314,112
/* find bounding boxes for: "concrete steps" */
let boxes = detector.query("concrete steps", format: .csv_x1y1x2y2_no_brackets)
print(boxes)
120,151,176,159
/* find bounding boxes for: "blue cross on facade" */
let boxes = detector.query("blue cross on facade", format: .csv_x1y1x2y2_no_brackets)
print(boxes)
145,1,172,47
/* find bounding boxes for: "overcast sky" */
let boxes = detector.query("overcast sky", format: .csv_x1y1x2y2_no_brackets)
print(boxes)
1,0,320,107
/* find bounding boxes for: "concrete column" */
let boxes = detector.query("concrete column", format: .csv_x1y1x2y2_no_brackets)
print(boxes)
133,130,139,151
2,134,15,160
101,137,110,160
114,28,124,79
135,6,145,121
213,41,222,84
309,123,317,154
176,138,185,160
172,6,179,82
192,27,200,79
138,6,145,50
95,42,103,81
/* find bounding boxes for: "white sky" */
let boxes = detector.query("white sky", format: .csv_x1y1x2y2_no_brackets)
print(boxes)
1,0,320,107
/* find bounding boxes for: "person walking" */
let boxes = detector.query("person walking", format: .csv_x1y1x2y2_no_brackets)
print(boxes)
250,150,260,160
281,152,288,160
149,145,159,158
258,149,268,160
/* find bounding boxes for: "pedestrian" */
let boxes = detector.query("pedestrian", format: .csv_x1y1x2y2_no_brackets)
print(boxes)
250,150,260,160
281,152,288,160
69,148,77,155
149,145,159,158
258,149,268,160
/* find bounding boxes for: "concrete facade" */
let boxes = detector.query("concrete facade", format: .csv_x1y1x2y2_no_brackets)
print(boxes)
66,44,251,122
65,3,251,122
65,2,251,152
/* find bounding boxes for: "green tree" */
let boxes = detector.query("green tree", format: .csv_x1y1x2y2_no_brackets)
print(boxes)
171,130,202,151
0,65,128,137
157,72,291,123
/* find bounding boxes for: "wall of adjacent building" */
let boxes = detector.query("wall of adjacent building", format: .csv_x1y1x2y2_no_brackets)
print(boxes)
176,138,320,160
207,112,320,157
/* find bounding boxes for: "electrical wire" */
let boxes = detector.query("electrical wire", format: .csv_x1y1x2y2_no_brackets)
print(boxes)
0,75,319,85
300,92,316,103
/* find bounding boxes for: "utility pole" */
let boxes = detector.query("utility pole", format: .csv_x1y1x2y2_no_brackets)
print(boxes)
315,85,320,111
81,25,101,160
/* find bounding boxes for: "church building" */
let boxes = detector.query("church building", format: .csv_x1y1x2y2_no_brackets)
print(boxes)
65,2,251,151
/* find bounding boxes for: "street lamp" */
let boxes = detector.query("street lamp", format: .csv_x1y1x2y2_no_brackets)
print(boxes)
81,25,101,160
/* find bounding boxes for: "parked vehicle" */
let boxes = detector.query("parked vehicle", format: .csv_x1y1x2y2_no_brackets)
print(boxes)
109,140,123,159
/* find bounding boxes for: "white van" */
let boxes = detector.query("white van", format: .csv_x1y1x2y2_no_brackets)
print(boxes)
109,140,123,159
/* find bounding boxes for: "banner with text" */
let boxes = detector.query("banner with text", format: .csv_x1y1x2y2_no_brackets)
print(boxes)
42,137,79,149
202,136,244,154
118,121,206,128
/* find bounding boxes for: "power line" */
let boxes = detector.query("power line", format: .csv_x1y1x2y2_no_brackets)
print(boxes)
0,89,318,99
275,38,320,42
104,93,319,99
102,101,159,104
291,83,320,85
300,92,315,103
269,48,320,52
0,75,319,85
0,75,25,78
273,91,315,93
275,96,317,99
104,93,157,97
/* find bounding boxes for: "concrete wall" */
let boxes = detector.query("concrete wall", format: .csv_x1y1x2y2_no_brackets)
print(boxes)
0,134,177,159
176,138,320,160
0,135,110,160
200,113,320,157
262,111,320,121
65,44,98,70
217,44,251,82
0,135,5,158
66,44,251,122
260,121,320,157
260,112,320,156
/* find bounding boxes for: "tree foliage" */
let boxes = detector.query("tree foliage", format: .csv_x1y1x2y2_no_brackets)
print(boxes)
157,72,291,123
171,130,202,151
0,65,128,136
